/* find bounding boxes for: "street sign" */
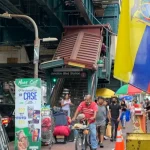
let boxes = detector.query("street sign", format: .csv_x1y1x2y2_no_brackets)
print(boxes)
15,78,41,150
50,71,87,78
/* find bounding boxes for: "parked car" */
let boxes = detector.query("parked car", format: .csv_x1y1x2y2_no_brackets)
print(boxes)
0,103,15,141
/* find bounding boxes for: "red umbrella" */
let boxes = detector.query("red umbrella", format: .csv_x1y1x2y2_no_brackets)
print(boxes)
128,85,142,95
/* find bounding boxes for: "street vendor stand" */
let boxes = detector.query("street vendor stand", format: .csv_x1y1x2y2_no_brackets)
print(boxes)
133,107,146,133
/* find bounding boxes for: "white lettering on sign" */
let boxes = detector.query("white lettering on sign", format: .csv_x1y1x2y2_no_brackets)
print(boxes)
18,79,38,87
29,146,38,150
70,72,80,75
51,72,62,75
63,72,69,75
29,79,38,86
50,72,82,76
18,79,28,86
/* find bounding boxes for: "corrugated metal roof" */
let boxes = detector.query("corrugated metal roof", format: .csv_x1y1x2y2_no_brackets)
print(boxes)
53,26,103,70
54,33,78,60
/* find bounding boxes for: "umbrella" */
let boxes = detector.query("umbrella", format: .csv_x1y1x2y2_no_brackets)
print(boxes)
96,88,115,98
116,84,142,95
119,95,133,101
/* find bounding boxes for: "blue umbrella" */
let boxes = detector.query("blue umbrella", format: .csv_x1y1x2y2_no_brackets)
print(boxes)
119,95,133,101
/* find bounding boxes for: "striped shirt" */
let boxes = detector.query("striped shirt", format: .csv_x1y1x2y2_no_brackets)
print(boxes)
77,101,98,124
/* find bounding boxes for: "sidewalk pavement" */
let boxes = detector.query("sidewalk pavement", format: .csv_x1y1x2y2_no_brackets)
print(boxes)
9,121,133,150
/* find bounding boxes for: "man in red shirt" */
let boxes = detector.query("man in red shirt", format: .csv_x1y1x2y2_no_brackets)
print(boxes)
72,95,98,150
133,100,139,108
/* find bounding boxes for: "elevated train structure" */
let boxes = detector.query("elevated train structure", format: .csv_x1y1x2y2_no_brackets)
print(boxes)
0,0,121,105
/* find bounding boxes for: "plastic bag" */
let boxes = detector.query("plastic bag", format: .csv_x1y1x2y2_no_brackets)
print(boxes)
126,110,131,122
120,110,131,122
106,124,111,138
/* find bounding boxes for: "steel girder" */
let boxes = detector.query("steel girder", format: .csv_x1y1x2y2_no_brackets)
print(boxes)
35,0,64,28
0,0,48,37
74,0,94,25
92,0,120,5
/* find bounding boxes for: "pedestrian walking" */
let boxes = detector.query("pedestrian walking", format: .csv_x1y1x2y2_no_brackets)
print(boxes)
109,97,122,142
96,97,109,148
120,100,127,129
103,100,110,140
129,101,135,123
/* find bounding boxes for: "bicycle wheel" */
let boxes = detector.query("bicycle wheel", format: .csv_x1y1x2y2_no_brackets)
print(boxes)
75,133,87,150
85,134,91,150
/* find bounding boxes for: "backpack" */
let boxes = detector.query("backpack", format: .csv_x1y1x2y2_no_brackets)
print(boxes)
53,111,68,126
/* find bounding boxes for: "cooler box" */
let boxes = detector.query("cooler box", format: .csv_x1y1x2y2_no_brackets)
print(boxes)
134,108,142,115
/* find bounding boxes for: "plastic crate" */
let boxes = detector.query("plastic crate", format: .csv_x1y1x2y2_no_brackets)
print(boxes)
104,4,119,17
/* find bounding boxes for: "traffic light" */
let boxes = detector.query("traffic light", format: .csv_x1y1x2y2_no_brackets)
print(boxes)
52,78,57,83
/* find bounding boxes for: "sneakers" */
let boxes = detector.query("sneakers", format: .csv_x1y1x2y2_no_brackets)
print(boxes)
100,142,104,148
110,138,116,142
104,136,109,140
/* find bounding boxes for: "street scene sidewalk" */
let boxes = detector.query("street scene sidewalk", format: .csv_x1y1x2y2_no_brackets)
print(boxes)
9,121,133,150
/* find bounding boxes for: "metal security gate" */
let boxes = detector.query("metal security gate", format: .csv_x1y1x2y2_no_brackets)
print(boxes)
0,114,9,150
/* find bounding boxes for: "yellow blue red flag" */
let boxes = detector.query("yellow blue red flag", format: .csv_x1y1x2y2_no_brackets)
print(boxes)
114,0,150,93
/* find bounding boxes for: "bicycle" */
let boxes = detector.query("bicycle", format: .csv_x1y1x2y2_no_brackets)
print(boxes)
72,119,91,150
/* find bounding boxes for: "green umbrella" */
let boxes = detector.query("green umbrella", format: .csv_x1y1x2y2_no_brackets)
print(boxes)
116,84,128,95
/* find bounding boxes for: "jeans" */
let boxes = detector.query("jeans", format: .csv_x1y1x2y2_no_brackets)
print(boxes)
74,129,78,139
89,123,98,149
111,119,119,139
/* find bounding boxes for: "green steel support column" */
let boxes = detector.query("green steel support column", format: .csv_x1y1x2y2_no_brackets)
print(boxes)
106,30,110,79
46,0,65,25
46,70,52,105
106,30,109,58
75,0,93,24
84,0,94,23
94,71,98,99
87,70,92,95
55,0,66,24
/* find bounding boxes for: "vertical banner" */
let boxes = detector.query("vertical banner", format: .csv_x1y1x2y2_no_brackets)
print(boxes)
15,79,41,150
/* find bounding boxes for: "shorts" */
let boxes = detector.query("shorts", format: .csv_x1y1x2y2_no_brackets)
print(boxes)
97,126,106,135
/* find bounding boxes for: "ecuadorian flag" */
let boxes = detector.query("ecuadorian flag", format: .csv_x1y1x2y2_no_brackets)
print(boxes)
114,0,150,93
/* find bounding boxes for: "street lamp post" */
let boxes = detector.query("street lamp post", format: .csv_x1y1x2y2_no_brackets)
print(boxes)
0,12,58,78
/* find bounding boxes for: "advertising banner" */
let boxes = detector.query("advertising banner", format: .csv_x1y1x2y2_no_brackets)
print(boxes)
133,114,146,133
15,78,41,150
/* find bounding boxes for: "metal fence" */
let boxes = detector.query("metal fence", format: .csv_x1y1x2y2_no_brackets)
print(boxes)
0,114,9,150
